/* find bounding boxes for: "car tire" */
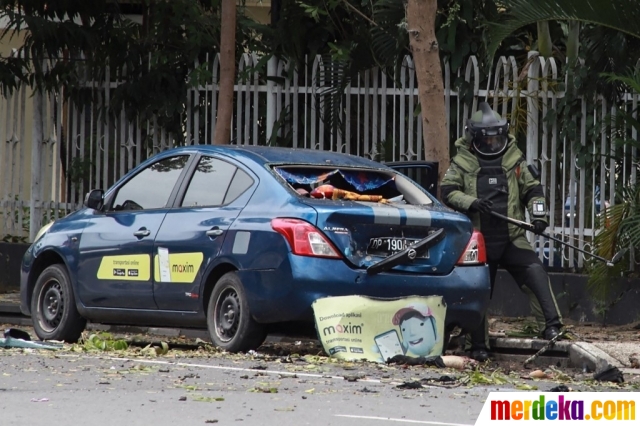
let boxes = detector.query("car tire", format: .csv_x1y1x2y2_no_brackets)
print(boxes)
31,264,86,342
207,272,266,352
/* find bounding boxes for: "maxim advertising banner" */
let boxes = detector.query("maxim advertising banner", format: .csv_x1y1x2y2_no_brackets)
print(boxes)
312,295,446,363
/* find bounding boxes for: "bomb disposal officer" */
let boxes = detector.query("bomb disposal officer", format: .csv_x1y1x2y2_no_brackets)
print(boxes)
440,102,563,362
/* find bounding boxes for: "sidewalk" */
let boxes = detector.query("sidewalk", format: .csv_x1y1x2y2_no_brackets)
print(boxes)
2,291,639,376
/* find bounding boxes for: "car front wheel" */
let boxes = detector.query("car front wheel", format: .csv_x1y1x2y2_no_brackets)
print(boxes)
207,272,266,352
31,264,86,342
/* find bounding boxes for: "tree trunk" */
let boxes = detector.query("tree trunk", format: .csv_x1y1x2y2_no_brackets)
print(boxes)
213,0,236,145
566,21,580,64
536,21,553,58
406,0,448,195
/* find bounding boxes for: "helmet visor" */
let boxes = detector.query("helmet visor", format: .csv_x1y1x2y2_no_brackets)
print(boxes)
473,134,507,156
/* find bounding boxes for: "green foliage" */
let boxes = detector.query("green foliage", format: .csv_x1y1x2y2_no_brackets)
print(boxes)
0,0,263,140
588,184,640,301
79,332,129,351
436,0,502,71
486,0,640,62
67,156,93,187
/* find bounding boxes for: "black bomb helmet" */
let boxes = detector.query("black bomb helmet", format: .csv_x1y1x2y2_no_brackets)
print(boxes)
466,102,509,157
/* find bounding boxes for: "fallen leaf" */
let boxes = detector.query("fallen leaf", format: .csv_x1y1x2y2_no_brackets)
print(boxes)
516,384,539,391
193,395,225,402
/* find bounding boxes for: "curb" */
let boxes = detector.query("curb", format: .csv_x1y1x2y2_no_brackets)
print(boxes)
492,337,640,376
2,311,639,375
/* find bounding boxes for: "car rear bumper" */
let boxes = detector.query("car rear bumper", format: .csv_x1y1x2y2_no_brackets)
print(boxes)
239,256,490,332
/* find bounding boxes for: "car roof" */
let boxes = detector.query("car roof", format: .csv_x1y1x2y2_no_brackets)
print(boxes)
164,145,389,169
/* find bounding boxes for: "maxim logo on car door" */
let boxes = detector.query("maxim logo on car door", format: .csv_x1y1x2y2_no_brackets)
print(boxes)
154,251,204,284
97,255,151,281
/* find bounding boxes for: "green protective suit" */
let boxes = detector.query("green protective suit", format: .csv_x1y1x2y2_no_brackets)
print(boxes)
440,134,563,348
440,134,548,237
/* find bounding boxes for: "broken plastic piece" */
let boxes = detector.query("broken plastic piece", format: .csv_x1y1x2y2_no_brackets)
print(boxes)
0,337,61,350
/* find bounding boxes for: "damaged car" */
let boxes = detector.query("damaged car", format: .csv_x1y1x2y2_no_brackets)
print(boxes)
20,146,491,352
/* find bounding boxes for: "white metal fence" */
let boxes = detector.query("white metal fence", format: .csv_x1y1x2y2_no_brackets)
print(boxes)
0,51,638,270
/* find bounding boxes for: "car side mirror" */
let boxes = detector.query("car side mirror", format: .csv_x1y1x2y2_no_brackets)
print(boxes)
85,189,104,210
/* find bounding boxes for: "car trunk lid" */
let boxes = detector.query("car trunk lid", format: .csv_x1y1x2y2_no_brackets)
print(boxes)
301,199,473,274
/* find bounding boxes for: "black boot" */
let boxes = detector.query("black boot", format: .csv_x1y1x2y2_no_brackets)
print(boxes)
470,347,490,362
543,326,560,340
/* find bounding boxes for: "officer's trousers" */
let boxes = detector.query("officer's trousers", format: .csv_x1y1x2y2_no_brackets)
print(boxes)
467,236,563,350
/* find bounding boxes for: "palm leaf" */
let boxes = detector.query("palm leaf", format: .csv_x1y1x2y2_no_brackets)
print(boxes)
487,0,640,60
371,0,408,72
588,184,640,300
316,56,351,136
602,71,640,94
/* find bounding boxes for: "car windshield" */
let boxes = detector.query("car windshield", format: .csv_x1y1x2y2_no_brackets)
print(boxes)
273,166,433,205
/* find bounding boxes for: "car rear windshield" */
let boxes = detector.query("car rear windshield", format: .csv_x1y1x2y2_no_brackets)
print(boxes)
273,166,433,205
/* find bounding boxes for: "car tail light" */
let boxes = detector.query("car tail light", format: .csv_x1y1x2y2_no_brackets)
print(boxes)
271,218,342,258
456,230,487,265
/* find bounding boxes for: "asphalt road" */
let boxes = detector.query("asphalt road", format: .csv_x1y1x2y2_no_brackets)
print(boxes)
1,333,637,426
0,342,500,426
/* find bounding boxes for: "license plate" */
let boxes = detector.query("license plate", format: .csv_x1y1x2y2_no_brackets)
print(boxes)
367,237,429,258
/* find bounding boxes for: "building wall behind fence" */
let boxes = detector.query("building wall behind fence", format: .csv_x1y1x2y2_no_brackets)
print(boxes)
0,52,637,270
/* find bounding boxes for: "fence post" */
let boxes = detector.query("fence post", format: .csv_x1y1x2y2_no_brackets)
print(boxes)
526,51,540,164
29,89,44,242
266,56,278,142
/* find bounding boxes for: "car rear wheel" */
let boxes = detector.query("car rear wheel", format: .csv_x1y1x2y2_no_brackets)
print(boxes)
31,264,86,342
207,272,266,352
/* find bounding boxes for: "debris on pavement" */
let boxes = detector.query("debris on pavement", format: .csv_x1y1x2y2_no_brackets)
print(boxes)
593,362,624,383
385,354,476,370
396,381,423,389
4,328,31,340
386,355,445,367
528,370,550,379
30,398,49,403
1,328,61,350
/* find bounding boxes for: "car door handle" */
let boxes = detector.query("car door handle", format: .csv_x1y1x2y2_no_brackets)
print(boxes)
206,228,224,238
133,228,151,238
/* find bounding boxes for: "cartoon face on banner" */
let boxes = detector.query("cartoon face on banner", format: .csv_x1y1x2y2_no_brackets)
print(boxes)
392,303,439,357
312,295,446,363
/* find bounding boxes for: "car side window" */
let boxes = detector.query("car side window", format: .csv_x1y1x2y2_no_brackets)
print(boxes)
181,157,238,207
224,168,254,204
111,155,189,211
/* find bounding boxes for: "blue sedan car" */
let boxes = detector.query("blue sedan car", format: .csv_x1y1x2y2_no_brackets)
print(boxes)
21,146,490,352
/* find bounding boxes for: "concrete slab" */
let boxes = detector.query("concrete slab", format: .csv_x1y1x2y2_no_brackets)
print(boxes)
592,341,640,368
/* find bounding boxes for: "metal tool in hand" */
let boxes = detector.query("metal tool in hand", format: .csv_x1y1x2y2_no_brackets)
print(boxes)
488,211,626,267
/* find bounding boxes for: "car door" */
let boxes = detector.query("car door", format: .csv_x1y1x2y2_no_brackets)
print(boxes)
76,155,192,309
152,155,257,311
385,161,439,197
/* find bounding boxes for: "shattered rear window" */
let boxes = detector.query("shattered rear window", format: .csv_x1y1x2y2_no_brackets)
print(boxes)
274,166,433,205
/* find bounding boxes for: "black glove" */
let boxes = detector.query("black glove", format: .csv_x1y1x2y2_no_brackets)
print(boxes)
532,220,547,234
470,198,493,214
